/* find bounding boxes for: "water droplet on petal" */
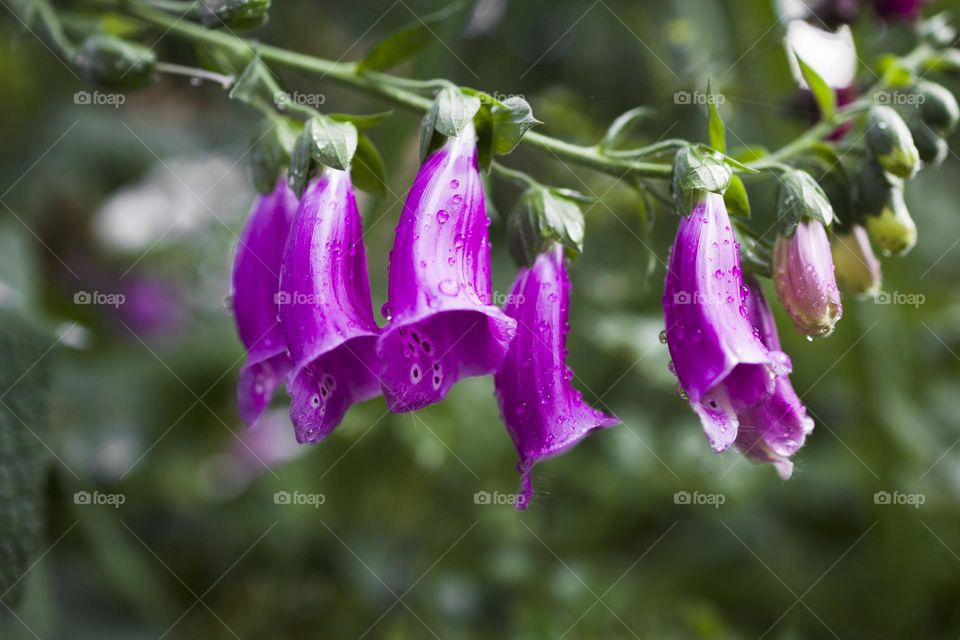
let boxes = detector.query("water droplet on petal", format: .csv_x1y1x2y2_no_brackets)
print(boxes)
659,330,668,344
451,194,463,205
449,179,459,189
438,279,460,296
436,209,449,224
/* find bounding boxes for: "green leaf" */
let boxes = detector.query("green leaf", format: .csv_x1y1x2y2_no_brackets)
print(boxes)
671,146,733,215
351,134,387,196
730,145,769,163
328,110,394,129
724,174,750,218
777,168,835,231
506,187,585,266
309,116,358,171
0,311,55,609
599,106,655,150
434,85,481,138
706,79,726,153
795,52,837,121
357,2,465,72
474,104,494,172
287,125,314,197
418,98,440,163
228,55,273,106
491,96,541,155
249,117,298,194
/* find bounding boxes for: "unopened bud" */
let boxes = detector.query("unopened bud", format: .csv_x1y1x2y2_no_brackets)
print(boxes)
773,219,842,338
916,81,959,133
866,106,920,179
199,0,271,31
74,35,156,89
865,185,917,256
909,121,948,165
831,225,881,298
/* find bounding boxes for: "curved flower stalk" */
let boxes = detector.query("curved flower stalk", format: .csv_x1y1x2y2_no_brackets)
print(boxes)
378,126,517,412
663,192,789,453
280,170,381,443
735,278,815,479
494,245,618,510
232,179,298,427
773,219,843,338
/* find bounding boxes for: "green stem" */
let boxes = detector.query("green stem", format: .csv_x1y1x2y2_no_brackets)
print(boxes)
491,162,539,189
121,0,674,180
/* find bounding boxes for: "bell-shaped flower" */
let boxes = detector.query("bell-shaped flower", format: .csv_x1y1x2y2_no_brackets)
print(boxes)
232,179,298,427
773,219,843,338
663,192,789,453
494,245,618,510
280,170,381,443
378,126,516,412
734,277,815,479
831,224,882,297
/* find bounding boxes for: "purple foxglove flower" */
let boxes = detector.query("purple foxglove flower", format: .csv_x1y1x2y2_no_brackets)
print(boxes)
663,192,788,452
232,179,298,427
494,245,618,510
734,277,814,479
280,170,381,443
773,219,842,338
378,127,517,412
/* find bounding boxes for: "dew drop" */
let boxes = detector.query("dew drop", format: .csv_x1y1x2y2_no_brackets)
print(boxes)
450,179,460,189
451,194,463,205
714,269,724,279
436,209,449,224
659,330,668,344
380,302,392,320
438,279,460,296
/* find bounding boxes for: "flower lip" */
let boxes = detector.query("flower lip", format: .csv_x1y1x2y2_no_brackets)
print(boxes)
232,178,299,427
663,192,787,452
378,127,516,413
280,169,381,443
495,245,618,510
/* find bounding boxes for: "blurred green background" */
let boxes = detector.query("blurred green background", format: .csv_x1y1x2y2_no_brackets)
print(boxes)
2,0,960,637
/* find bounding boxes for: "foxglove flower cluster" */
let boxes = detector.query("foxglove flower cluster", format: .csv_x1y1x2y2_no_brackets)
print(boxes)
494,245,618,509
663,192,792,454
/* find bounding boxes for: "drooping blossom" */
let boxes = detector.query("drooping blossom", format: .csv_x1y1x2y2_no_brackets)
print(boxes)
232,179,298,427
279,169,381,443
663,192,789,453
831,224,881,297
494,245,618,510
773,219,842,338
378,125,516,412
734,277,815,479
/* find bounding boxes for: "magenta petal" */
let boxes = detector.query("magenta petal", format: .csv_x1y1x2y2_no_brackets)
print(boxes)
280,170,381,444
494,246,618,510
378,129,516,412
734,278,814,478
232,180,298,427
663,193,783,452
